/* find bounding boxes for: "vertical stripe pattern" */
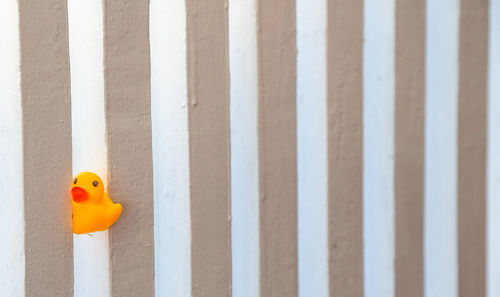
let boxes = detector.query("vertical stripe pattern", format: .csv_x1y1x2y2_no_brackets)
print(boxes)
394,0,425,297
297,0,328,296
327,0,364,296
487,1,500,297
363,0,395,296
229,0,260,296
19,0,74,295
185,0,232,296
457,0,489,296
104,1,155,296
0,1,24,295
150,0,191,296
0,2,498,296
258,0,298,296
425,1,460,296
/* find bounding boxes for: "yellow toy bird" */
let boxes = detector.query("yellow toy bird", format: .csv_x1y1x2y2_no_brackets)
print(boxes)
71,172,122,234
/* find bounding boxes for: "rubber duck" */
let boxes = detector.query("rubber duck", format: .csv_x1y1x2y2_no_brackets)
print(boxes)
71,172,122,234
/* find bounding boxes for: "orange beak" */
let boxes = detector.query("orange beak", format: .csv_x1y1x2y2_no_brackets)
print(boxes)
71,187,88,202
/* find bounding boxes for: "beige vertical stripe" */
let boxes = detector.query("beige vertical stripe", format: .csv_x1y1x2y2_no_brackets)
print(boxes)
19,0,74,295
104,1,155,296
394,0,425,296
257,0,298,296
458,0,489,296
327,0,364,296
185,0,232,296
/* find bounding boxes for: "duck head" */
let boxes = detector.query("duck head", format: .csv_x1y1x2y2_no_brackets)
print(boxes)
71,172,104,204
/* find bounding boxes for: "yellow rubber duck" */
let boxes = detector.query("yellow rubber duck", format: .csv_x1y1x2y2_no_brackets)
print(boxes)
71,172,122,234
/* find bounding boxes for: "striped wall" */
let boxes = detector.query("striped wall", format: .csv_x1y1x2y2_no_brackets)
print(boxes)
0,0,498,296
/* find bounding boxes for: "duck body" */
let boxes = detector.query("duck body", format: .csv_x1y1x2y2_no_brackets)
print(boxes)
71,172,122,234
72,192,122,234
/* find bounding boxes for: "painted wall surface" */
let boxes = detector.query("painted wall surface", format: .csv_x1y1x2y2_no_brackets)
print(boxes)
19,0,74,295
394,1,425,297
457,0,489,296
104,1,156,296
363,1,395,296
0,1,497,297
150,0,191,296
425,1,460,297
68,0,111,296
488,2,500,297
296,0,328,297
258,0,298,296
327,1,364,296
229,0,260,296
185,0,232,295
0,1,24,296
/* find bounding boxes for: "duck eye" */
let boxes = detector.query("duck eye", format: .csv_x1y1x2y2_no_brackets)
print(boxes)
92,181,98,187
73,178,77,184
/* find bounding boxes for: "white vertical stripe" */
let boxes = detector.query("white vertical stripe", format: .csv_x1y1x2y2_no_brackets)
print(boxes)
229,0,260,296
424,1,460,297
0,1,24,296
68,1,111,296
363,0,395,296
487,1,500,297
150,0,191,296
296,0,328,296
